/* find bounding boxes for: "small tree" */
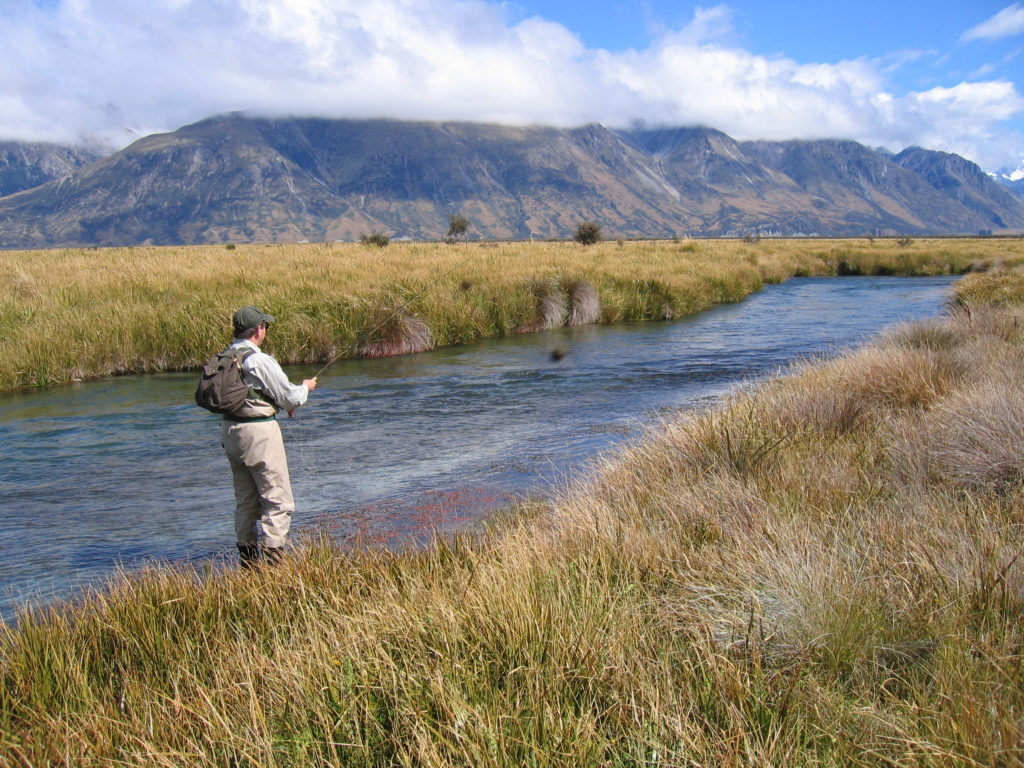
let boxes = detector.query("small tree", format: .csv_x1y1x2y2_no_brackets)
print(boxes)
447,213,469,241
574,221,602,246
360,231,390,247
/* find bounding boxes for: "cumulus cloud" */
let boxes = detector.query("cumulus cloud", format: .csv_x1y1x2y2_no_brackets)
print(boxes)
962,3,1024,42
886,81,1024,168
1,0,1022,170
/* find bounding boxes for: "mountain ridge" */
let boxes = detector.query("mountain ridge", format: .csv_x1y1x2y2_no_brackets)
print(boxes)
0,114,1021,247
0,141,103,198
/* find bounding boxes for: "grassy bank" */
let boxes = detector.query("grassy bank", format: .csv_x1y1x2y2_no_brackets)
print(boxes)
1,237,1018,391
3,267,1024,765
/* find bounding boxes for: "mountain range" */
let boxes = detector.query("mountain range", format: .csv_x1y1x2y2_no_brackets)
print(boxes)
0,114,1022,248
993,167,1024,198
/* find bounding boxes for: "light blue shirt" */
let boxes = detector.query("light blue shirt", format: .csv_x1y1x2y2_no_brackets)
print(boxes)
229,339,309,412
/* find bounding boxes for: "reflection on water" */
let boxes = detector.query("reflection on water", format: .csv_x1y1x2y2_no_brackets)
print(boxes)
0,276,956,620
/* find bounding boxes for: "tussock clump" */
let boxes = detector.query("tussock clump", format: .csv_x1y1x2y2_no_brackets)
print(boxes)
892,367,1024,490
664,403,790,479
953,270,1024,307
653,471,768,546
950,334,1024,382
7,269,39,299
357,310,433,358
881,318,965,352
516,279,567,332
761,369,867,437
563,280,601,326
831,344,968,412
536,280,568,329
747,511,943,679
948,302,1024,343
566,426,769,549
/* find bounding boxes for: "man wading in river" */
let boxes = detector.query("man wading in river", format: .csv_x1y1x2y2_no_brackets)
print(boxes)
220,306,317,568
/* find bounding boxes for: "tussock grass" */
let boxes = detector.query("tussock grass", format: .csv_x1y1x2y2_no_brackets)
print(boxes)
563,279,601,326
2,237,1018,391
356,309,434,358
889,353,1024,490
4,263,1024,765
515,277,568,333
954,267,1024,306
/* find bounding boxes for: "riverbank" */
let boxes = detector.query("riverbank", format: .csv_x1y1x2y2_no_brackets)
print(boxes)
1,237,1019,391
3,269,1022,765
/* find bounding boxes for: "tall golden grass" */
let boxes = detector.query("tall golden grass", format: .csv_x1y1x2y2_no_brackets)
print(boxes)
1,237,1018,391
3,263,1024,766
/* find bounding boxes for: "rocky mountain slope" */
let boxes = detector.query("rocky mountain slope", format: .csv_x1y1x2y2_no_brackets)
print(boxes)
0,141,103,198
0,115,1021,247
893,147,1024,232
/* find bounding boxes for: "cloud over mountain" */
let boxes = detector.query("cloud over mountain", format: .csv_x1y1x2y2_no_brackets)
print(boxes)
1,0,1022,170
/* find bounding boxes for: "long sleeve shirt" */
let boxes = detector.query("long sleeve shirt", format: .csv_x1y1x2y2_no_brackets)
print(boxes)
229,338,309,413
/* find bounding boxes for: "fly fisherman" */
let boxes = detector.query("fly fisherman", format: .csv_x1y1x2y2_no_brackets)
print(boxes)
222,306,317,568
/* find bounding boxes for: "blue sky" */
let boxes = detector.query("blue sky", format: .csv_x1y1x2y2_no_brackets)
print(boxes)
510,1,1023,91
3,0,1023,170
511,1,1007,62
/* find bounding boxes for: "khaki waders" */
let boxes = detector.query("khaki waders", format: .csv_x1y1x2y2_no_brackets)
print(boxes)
221,418,293,551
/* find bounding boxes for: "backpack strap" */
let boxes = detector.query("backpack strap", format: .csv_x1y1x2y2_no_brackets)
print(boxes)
233,346,278,408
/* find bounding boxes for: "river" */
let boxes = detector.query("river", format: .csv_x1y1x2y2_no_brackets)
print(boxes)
0,275,957,621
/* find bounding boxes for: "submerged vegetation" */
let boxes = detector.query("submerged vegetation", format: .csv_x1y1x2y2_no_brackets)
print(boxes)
1,237,1020,392
3,257,1024,765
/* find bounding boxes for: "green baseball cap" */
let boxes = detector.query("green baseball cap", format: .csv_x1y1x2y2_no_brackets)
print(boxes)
232,306,275,332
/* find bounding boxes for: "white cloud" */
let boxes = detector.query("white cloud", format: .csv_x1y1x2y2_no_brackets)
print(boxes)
598,41,890,143
0,0,1022,170
910,81,1023,121
962,4,1024,42
884,81,1024,168
660,4,734,46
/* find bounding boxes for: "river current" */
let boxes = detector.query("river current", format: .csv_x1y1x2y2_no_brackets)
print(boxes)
0,276,957,621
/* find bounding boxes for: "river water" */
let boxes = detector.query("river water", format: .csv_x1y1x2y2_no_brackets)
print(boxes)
0,276,957,621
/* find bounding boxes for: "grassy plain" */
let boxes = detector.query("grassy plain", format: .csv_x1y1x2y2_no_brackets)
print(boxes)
2,248,1024,765
0,237,1018,391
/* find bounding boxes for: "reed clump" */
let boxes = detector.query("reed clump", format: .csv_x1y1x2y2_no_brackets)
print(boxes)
356,308,433,358
3,260,1024,766
563,279,601,326
514,277,568,333
2,237,1018,392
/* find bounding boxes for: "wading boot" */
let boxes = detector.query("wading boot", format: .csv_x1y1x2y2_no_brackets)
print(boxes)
237,543,261,570
262,546,285,566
